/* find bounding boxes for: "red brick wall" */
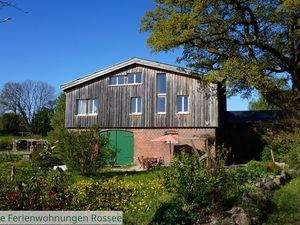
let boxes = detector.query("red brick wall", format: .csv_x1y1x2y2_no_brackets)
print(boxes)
72,128,216,165
131,128,216,164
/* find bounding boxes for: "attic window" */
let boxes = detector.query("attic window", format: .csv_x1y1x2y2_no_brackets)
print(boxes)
128,73,142,84
110,75,125,85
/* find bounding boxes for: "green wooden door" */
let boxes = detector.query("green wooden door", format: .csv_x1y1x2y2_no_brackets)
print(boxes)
101,130,133,165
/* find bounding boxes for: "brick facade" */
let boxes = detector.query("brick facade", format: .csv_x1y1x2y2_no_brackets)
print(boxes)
102,128,216,165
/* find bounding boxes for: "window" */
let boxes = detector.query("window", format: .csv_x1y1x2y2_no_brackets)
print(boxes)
76,99,98,115
110,75,125,85
77,99,87,115
131,97,142,114
157,74,166,94
177,95,189,113
88,99,98,114
156,95,166,113
128,73,142,84
156,74,167,113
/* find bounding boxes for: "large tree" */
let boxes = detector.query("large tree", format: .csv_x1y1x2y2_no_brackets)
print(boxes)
141,0,300,112
0,80,55,128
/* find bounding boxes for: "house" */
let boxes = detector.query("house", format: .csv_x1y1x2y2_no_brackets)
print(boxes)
61,57,226,165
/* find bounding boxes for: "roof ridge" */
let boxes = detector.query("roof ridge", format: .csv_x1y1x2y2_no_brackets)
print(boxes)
60,57,200,91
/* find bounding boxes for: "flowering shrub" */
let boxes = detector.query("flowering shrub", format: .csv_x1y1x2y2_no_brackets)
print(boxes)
68,177,165,224
0,166,166,224
0,169,71,210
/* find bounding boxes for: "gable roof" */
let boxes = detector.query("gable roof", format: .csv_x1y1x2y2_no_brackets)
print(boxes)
60,57,200,91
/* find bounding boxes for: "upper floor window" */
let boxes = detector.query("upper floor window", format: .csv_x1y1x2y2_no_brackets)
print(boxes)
76,99,98,115
156,73,167,113
177,95,189,113
131,97,142,114
156,74,166,94
128,73,142,84
110,75,125,85
156,95,166,113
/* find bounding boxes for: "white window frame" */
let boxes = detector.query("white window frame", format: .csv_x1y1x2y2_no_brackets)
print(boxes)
127,73,142,85
156,94,166,114
177,95,189,114
156,73,167,114
76,99,98,116
131,97,142,115
109,75,125,85
87,99,98,115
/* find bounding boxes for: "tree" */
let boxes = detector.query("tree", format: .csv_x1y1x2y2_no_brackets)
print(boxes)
49,93,65,132
0,80,55,128
0,113,27,135
248,95,280,110
141,0,300,113
31,107,53,136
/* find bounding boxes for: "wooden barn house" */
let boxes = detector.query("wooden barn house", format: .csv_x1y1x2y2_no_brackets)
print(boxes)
61,58,226,165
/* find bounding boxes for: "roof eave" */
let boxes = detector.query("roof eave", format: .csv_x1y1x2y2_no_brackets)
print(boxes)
60,57,201,91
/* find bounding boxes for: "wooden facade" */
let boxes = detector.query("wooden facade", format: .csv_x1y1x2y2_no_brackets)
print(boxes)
62,58,225,129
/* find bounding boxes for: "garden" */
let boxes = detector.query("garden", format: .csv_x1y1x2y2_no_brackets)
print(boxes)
0,134,299,225
0,93,300,224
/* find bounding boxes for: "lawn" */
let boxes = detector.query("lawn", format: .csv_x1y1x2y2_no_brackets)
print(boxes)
265,177,300,225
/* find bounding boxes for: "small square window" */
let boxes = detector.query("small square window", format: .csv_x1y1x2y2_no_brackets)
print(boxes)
177,95,189,113
128,74,135,84
127,73,142,84
118,75,125,84
110,76,117,85
135,73,142,83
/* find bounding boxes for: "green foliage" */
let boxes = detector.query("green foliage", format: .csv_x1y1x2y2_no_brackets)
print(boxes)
31,147,62,169
0,137,13,151
68,176,165,224
49,93,65,132
245,160,269,179
0,153,21,162
48,92,66,141
0,113,27,135
248,96,280,111
265,177,300,225
57,126,113,175
141,0,300,112
227,161,269,198
150,199,192,225
31,107,53,136
262,128,300,171
163,151,231,215
0,169,71,210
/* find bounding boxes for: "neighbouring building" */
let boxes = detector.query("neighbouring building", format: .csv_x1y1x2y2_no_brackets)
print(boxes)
61,58,226,165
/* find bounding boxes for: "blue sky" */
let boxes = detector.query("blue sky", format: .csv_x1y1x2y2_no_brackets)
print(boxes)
0,0,250,111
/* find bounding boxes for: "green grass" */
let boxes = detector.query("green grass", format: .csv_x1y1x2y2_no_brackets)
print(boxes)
265,177,300,225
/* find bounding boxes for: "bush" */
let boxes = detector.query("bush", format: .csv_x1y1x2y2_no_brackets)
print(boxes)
0,137,13,151
68,177,165,224
0,153,21,163
0,169,71,210
163,150,231,217
262,128,300,170
31,147,62,169
55,126,113,175
150,199,192,225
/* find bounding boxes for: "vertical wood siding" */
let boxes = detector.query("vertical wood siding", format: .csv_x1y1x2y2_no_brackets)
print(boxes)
65,65,221,128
